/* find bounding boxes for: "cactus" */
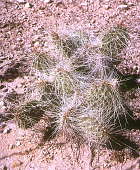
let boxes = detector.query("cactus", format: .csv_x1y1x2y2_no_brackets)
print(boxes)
14,25,138,164
100,26,129,57
51,31,88,58
15,100,46,129
54,71,76,97
32,53,56,73
85,78,126,122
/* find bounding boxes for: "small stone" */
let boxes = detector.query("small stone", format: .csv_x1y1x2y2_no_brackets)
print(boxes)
81,2,87,6
34,41,40,47
136,78,140,84
42,0,53,3
44,41,48,47
24,3,33,8
3,128,11,134
0,123,6,129
16,141,21,146
16,0,26,3
11,160,23,168
9,144,15,149
0,124,6,133
104,5,111,10
3,88,8,92
0,101,4,108
2,165,7,170
118,4,129,10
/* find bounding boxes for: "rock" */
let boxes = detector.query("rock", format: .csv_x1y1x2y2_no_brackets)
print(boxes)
0,123,6,127
136,78,140,84
9,144,15,149
44,41,48,47
0,123,6,133
41,0,53,3
3,88,8,92
16,0,26,3
2,165,8,170
104,5,111,10
11,160,23,168
0,101,4,108
16,141,21,146
80,2,88,6
34,41,40,47
24,3,33,8
117,4,129,10
3,128,11,134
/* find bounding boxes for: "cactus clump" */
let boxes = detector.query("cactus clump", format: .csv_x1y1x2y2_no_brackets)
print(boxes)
14,25,138,164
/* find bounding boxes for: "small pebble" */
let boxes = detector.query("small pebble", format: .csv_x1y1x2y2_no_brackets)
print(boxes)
2,165,7,170
81,2,88,6
24,3,33,8
118,4,129,10
104,4,111,10
16,0,26,3
3,128,11,134
16,141,21,146
9,144,15,149
0,123,6,133
0,101,4,108
34,41,40,47
11,160,23,168
44,41,48,47
42,0,53,3
0,123,6,127
136,78,140,84
3,88,8,92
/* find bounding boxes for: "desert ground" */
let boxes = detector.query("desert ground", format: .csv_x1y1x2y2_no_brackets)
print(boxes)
0,0,140,169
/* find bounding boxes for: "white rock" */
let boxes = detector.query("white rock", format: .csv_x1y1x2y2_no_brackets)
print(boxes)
16,0,26,3
34,41,40,47
41,0,53,3
136,78,140,84
0,101,6,111
80,2,87,6
3,128,11,134
104,5,111,10
118,4,129,10
9,144,15,149
0,123,6,128
16,141,21,146
0,101,4,107
44,41,48,47
24,2,32,8
1,165,8,170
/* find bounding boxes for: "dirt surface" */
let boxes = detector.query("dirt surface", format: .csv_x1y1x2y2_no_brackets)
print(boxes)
0,0,140,169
